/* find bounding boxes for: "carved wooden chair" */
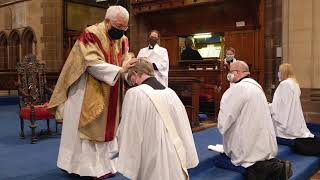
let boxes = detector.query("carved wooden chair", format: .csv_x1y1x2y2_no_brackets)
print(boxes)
16,54,55,144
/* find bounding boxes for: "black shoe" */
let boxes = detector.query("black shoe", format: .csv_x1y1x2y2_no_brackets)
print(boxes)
281,160,293,180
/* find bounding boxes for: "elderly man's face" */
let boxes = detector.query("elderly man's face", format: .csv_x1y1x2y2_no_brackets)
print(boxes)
106,16,128,40
110,16,128,31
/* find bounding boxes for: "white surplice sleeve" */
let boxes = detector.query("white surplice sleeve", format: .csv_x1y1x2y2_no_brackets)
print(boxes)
218,86,246,134
153,48,169,76
87,63,121,86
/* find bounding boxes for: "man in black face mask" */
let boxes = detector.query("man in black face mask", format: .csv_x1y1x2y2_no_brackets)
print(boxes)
137,30,169,87
50,5,138,180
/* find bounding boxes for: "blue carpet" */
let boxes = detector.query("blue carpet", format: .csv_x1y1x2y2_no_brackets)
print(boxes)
307,123,320,137
0,104,319,180
0,96,19,105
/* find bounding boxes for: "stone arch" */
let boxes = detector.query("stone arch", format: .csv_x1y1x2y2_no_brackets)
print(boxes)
21,27,36,58
0,32,8,70
8,30,21,70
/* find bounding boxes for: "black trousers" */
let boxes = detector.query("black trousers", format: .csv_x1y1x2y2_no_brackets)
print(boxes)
294,136,320,156
246,158,288,180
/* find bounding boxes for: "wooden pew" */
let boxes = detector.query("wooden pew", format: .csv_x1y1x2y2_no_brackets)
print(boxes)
169,63,228,119
169,60,262,120
169,77,201,127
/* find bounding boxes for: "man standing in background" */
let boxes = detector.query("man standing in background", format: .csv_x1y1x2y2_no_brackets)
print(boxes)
137,30,169,87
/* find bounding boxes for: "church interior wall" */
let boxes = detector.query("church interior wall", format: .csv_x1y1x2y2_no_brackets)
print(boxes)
65,2,106,31
129,0,259,57
282,0,320,123
0,0,64,72
282,0,320,89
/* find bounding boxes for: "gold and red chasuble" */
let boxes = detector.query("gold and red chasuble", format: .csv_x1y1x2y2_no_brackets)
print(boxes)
48,22,129,142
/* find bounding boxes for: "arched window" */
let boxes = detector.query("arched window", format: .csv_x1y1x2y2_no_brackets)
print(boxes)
8,30,20,70
0,32,8,70
21,28,36,58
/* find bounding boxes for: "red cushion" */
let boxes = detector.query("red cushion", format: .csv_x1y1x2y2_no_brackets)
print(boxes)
20,103,55,120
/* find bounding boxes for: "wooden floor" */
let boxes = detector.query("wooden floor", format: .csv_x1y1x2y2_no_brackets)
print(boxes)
311,171,320,180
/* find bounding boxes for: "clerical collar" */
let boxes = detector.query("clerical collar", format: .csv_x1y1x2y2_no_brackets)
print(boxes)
148,44,158,50
142,77,165,90
235,75,251,83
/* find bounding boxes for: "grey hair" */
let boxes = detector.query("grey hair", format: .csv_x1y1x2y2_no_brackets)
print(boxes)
127,58,155,81
105,6,129,21
233,60,250,75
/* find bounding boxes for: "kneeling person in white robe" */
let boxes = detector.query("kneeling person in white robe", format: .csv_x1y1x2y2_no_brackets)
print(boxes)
218,61,292,179
115,59,199,180
270,63,320,155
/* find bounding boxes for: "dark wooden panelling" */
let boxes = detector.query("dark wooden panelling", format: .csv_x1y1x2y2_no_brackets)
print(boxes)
169,77,201,127
301,88,320,124
0,71,17,92
169,68,225,118
225,30,256,68
140,2,258,37
161,36,179,66
130,0,265,86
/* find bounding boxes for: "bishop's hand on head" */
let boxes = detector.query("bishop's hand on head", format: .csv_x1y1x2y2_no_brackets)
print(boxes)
120,58,138,74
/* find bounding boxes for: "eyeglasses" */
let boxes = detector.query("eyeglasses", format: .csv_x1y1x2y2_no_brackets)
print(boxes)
110,21,128,31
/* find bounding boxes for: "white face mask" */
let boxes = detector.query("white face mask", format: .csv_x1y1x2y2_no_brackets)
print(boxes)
278,72,281,82
225,55,234,62
227,73,235,82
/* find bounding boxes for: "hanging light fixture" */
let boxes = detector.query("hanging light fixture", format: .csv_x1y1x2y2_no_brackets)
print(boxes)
193,33,212,39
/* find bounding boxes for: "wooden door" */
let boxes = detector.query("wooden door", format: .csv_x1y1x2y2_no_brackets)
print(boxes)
225,30,256,68
161,36,179,66
225,30,262,84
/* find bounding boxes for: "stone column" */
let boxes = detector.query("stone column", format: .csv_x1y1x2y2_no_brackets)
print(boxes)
40,0,63,72
282,0,320,88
